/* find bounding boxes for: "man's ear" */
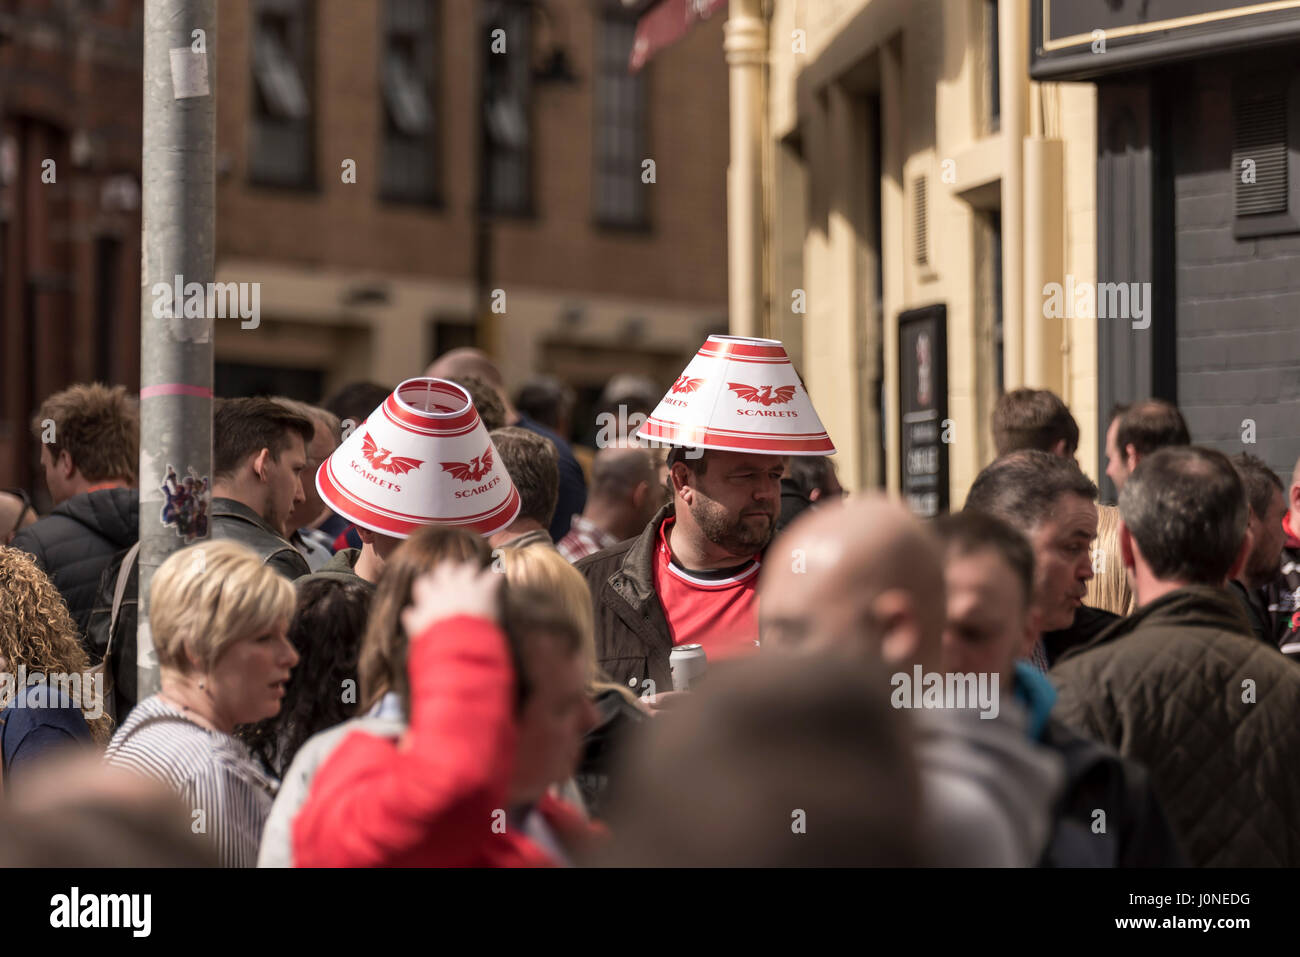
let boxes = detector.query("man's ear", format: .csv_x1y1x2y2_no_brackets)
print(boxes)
1119,521,1137,572
669,463,692,502
56,449,77,480
808,487,822,503
356,526,376,546
252,448,271,482
630,480,648,510
1124,444,1139,472
1050,438,1069,459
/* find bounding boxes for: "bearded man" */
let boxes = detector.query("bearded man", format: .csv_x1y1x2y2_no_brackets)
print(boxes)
576,447,785,694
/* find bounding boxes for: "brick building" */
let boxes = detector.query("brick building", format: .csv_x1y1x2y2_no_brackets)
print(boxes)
213,0,729,435
0,0,730,493
0,0,143,495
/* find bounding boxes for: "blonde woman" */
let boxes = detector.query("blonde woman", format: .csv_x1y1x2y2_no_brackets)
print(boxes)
104,540,298,867
1085,503,1135,617
0,548,112,785
498,545,647,818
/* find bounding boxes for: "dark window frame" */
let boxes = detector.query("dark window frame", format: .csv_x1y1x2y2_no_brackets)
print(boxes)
249,0,318,192
592,2,650,232
1233,71,1300,239
379,0,443,207
480,0,536,218
986,0,1000,134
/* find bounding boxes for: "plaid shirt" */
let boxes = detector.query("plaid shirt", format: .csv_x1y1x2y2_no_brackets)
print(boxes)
557,515,622,564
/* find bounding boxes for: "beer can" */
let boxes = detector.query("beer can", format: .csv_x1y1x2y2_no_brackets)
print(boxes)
669,643,707,691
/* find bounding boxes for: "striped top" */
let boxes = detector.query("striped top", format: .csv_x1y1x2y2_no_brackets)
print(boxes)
104,694,279,868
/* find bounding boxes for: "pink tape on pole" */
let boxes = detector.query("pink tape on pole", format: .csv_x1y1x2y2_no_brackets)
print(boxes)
140,384,214,399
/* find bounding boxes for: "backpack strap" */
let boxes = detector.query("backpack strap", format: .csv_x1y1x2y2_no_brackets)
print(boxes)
106,542,141,663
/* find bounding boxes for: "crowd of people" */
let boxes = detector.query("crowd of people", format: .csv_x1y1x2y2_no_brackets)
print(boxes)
0,341,1297,868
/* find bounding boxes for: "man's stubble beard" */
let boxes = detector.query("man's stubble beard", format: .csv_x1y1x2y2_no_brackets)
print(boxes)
690,496,775,555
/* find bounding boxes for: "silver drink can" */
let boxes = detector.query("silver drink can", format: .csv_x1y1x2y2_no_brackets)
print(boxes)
669,643,707,691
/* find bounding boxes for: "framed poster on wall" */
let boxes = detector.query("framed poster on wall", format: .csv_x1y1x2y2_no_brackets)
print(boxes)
898,304,949,518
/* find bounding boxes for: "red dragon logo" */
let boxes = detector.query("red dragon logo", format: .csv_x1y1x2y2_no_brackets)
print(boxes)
441,446,494,483
671,375,705,395
727,382,798,406
361,433,425,475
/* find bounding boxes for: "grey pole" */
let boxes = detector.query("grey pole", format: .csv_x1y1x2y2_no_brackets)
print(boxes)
138,0,217,699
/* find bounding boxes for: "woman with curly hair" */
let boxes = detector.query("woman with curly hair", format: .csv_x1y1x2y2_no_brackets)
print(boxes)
240,577,373,778
0,547,112,785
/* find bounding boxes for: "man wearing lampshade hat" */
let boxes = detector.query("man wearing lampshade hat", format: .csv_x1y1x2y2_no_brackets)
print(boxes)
575,337,835,695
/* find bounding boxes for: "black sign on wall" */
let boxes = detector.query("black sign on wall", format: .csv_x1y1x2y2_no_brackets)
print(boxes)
898,304,949,518
1030,0,1300,81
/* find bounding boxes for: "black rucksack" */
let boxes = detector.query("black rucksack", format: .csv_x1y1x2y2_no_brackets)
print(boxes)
84,543,140,724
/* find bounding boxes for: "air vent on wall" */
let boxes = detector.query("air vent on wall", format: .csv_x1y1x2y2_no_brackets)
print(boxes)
913,175,929,266
1234,86,1288,217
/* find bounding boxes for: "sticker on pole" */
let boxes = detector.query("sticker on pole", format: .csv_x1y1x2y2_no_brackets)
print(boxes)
169,48,210,99
160,465,210,542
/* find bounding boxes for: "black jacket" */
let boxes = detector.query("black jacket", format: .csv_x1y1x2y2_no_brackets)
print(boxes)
1227,579,1279,647
575,688,648,819
515,414,587,543
11,488,138,639
575,504,675,692
1040,716,1185,866
776,478,812,534
1041,604,1120,668
210,498,310,580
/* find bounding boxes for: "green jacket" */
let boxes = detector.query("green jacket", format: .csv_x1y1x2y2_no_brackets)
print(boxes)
295,548,374,590
1050,584,1300,866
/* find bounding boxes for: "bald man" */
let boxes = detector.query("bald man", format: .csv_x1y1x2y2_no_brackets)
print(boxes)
426,349,586,541
759,496,1063,866
1,490,37,545
558,445,665,563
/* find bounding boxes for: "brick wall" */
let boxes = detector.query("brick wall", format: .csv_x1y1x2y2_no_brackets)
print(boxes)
217,0,728,305
1172,57,1300,482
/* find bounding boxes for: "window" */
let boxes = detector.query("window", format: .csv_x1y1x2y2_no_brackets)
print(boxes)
912,175,929,266
381,0,440,204
94,236,121,382
594,6,647,228
250,0,315,188
1233,73,1300,238
482,0,533,216
986,0,1000,133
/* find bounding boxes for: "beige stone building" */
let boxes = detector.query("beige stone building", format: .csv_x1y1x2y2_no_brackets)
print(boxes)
748,0,1101,507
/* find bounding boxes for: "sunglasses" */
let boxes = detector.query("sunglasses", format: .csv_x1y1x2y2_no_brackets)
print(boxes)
2,487,34,541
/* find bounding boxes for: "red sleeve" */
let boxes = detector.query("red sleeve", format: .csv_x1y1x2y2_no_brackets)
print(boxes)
292,614,517,867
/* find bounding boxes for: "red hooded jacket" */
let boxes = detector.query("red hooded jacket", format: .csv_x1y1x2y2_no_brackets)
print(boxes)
292,614,603,867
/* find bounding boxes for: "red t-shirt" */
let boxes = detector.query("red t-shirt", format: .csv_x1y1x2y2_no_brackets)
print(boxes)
653,517,761,662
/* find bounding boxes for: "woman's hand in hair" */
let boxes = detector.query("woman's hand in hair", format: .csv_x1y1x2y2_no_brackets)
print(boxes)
401,561,503,641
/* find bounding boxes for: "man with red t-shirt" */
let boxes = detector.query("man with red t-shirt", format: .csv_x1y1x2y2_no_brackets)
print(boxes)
576,447,784,694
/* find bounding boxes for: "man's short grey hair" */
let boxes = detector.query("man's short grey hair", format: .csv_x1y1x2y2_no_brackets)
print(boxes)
963,450,1098,531
275,397,341,446
1120,446,1247,585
